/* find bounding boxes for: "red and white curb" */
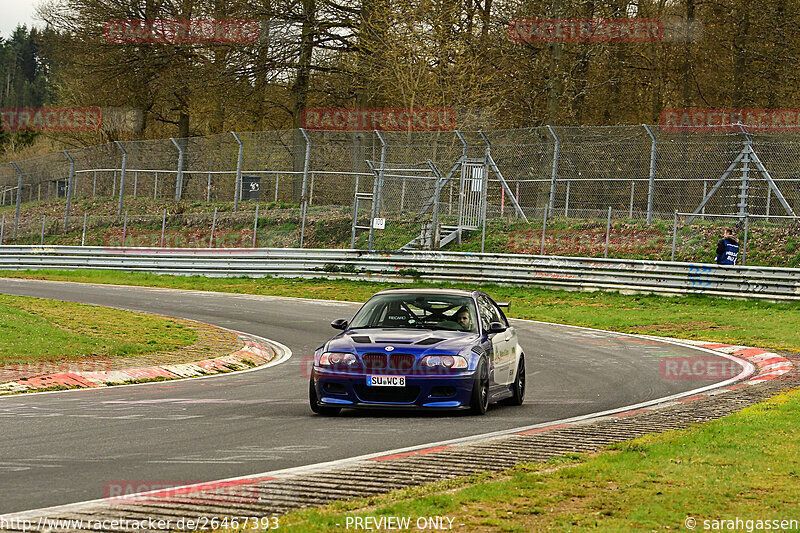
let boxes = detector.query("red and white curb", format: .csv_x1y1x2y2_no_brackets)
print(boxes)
0,337,276,396
656,338,793,386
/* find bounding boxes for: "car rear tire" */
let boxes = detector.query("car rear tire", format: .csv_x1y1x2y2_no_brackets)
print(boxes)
470,358,489,415
503,355,526,406
309,378,341,416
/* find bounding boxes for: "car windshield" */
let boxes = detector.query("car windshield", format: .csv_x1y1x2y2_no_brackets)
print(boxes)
349,293,478,332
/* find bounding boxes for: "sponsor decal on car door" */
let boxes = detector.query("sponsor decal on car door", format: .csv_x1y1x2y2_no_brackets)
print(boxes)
479,296,514,386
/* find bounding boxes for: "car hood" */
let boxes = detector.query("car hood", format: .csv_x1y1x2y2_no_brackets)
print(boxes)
325,328,481,355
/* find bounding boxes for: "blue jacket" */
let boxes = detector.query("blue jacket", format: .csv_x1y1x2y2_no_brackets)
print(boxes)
716,237,739,265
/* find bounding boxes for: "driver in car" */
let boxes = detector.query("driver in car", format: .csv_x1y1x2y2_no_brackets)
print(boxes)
455,307,473,331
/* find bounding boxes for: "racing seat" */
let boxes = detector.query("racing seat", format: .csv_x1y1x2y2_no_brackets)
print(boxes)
382,301,415,327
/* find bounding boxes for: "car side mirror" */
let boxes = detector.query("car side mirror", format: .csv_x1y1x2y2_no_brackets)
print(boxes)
331,319,348,330
488,321,507,334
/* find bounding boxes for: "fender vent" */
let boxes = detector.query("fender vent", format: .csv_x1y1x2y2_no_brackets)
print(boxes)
472,346,486,356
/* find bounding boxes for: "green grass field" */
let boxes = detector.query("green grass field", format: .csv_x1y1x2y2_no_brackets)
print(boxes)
0,294,196,364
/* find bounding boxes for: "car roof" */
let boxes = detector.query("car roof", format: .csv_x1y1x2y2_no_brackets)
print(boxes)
373,287,478,298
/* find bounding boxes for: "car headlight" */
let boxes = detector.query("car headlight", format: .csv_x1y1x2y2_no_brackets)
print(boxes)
420,355,468,369
319,352,358,366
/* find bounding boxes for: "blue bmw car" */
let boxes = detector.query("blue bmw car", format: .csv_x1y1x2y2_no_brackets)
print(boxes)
309,288,526,415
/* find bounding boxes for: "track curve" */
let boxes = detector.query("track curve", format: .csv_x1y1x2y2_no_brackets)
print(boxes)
0,278,743,513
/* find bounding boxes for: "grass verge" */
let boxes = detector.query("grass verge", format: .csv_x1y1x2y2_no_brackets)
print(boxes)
277,388,800,532
0,293,197,364
1,270,799,352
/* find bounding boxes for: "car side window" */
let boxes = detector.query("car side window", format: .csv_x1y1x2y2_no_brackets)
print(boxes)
478,295,508,330
477,296,494,332
493,303,509,327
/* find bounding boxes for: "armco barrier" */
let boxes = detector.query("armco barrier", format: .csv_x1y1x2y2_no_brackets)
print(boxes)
0,246,799,300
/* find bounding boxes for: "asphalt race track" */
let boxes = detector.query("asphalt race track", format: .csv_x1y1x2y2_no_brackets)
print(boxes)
0,278,743,514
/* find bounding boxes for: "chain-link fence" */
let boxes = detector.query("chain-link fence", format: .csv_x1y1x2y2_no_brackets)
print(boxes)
2,126,800,264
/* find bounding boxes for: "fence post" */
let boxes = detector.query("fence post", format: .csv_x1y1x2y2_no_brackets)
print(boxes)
12,162,23,239
299,128,311,248
209,207,218,247
766,186,772,220
702,180,707,220
63,150,75,231
369,130,387,251
207,173,212,202
170,137,185,202
479,131,490,253
629,181,635,219
671,210,678,261
114,141,127,216
737,124,752,221
540,204,548,255
92,170,97,198
81,213,87,246
742,215,749,266
604,206,612,258
252,204,259,248
546,125,560,210
40,214,46,245
0,214,4,244
161,208,167,248
643,124,657,225
121,211,128,246
231,131,244,211
133,170,138,198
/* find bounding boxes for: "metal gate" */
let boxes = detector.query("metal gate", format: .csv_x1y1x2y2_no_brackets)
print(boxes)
458,160,486,230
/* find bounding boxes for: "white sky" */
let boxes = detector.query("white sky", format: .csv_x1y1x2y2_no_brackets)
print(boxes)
0,0,44,40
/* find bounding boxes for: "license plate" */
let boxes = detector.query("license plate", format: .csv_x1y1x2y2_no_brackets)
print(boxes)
367,375,405,387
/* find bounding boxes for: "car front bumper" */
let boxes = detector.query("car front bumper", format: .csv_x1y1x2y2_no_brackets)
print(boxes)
312,367,476,409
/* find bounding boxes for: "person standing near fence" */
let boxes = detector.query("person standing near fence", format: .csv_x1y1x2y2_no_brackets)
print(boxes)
715,229,740,265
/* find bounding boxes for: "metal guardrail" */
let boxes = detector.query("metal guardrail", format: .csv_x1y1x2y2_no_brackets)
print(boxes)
0,246,798,300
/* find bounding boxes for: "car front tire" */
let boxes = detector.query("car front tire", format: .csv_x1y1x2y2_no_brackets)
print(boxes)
469,358,489,415
309,378,341,416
